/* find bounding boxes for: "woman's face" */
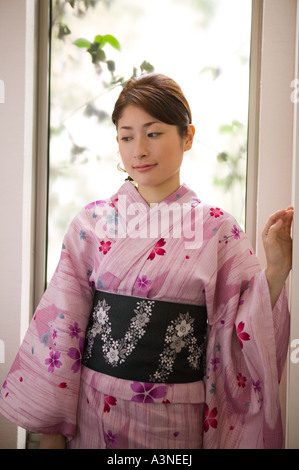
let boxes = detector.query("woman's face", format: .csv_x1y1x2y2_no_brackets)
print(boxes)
117,105,194,201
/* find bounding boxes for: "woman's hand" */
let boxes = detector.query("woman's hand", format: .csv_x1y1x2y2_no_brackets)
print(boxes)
262,206,294,308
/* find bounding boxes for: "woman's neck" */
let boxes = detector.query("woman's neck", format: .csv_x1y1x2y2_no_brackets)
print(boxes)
137,180,181,205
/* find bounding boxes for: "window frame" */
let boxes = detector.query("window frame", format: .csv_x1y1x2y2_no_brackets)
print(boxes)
34,0,299,448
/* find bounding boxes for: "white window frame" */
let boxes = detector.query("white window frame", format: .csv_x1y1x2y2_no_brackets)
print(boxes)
286,0,299,450
34,0,299,448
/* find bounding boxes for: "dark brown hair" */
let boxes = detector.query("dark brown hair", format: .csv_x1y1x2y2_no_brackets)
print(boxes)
112,73,192,138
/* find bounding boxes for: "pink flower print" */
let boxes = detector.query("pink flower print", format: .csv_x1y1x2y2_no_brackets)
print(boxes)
231,224,241,239
147,238,166,260
108,198,118,208
104,395,117,413
85,200,106,210
211,357,220,372
210,207,223,218
130,382,167,403
67,337,84,373
237,373,247,388
236,321,250,349
204,405,218,432
69,322,81,339
99,240,112,255
45,350,62,373
135,275,151,290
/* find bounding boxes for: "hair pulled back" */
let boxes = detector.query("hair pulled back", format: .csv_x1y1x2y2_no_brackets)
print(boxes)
112,73,192,138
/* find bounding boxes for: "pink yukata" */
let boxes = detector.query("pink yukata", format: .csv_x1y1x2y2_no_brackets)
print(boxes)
0,181,290,449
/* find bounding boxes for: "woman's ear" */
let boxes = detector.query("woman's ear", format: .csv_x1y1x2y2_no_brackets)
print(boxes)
184,125,195,151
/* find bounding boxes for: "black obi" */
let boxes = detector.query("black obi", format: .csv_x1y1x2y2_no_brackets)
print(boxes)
83,290,207,383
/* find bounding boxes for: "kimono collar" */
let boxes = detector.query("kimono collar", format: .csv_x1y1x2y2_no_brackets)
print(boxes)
117,180,196,208
95,181,199,282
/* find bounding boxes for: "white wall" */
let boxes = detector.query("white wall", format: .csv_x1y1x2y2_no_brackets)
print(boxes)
0,0,36,448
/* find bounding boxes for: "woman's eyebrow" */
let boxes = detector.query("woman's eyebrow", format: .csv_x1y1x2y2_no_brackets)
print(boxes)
120,121,159,130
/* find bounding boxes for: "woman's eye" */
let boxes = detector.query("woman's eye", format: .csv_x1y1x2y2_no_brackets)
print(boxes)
121,137,133,142
148,132,161,138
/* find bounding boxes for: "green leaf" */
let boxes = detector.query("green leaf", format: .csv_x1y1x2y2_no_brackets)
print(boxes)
73,38,92,48
95,34,121,51
140,60,154,73
94,35,103,45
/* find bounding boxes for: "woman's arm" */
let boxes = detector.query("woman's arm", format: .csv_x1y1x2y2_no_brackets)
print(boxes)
39,433,66,449
263,207,294,308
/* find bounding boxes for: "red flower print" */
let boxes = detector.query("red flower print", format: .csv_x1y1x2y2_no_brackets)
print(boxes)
104,395,117,413
236,321,250,349
210,207,223,218
204,405,218,432
147,238,166,260
99,240,112,255
237,372,247,388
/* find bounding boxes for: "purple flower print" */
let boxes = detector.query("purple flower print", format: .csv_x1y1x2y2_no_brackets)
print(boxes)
130,382,167,403
68,337,84,373
104,430,117,446
69,322,81,339
45,350,62,373
231,224,241,239
135,275,151,291
211,357,220,372
252,379,261,393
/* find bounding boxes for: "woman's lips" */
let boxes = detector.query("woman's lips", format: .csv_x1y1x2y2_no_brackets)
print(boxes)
133,164,157,172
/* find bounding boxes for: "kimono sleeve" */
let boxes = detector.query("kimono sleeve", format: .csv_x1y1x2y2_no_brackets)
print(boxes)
203,215,290,449
0,208,96,438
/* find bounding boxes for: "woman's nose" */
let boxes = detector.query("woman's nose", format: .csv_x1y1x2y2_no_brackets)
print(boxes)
134,135,148,159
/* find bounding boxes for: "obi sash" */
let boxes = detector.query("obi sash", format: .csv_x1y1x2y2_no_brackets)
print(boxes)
82,290,207,383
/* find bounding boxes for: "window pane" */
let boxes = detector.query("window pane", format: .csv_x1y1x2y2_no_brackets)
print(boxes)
47,0,252,282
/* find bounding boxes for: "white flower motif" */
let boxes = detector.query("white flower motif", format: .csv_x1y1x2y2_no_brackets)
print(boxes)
106,347,119,364
96,306,108,325
175,319,192,337
170,335,185,353
135,312,150,327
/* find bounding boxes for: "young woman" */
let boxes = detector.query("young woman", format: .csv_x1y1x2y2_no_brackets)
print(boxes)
0,74,293,449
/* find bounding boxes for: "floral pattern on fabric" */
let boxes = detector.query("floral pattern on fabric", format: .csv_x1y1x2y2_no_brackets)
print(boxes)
147,238,166,260
130,382,167,403
149,312,206,382
83,299,155,367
